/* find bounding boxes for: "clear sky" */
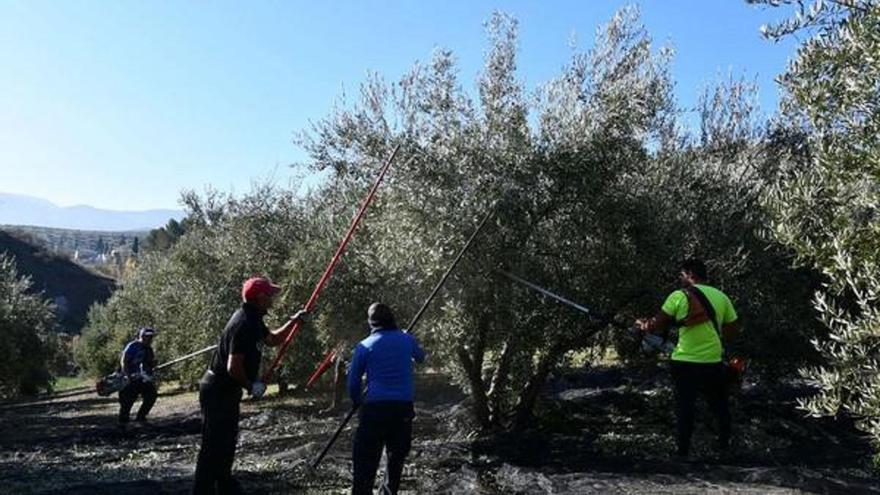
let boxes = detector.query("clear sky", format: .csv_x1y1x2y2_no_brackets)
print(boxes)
0,1,795,211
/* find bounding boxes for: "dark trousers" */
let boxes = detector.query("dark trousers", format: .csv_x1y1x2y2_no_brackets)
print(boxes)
352,401,414,495
670,360,731,455
193,380,242,495
118,380,158,424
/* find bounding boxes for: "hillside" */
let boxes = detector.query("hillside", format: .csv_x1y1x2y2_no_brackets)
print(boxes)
0,230,115,333
2,225,148,264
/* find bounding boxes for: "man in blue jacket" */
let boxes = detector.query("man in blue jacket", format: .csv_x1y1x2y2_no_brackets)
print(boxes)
348,303,426,495
118,327,158,429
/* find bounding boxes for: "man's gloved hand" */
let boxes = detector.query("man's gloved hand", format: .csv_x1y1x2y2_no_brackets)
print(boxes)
250,380,267,399
140,372,155,383
290,309,309,324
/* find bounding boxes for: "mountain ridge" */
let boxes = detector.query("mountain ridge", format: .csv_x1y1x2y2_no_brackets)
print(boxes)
0,192,183,231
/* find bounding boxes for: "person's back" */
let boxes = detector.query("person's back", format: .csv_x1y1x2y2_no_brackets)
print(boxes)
663,283,737,364
350,329,425,403
348,303,426,495
635,259,739,458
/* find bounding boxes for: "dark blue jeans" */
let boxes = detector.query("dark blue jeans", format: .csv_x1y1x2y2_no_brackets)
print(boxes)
352,401,414,495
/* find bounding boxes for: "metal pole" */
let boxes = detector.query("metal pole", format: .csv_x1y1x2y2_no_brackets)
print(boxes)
155,345,218,371
497,269,637,332
496,270,595,316
310,205,496,470
262,146,405,383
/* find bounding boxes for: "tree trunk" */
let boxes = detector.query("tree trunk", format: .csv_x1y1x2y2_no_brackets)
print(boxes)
456,338,490,429
511,343,566,430
487,339,516,426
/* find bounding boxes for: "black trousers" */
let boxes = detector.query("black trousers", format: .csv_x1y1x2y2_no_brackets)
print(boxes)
352,401,414,495
670,360,731,455
193,379,242,495
118,380,158,424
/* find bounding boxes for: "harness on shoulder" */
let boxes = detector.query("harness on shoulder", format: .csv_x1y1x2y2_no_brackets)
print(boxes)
635,285,747,387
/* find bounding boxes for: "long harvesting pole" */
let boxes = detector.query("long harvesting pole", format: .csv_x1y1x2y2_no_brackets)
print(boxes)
310,205,496,470
155,345,218,372
497,269,634,332
262,145,403,383
496,270,595,316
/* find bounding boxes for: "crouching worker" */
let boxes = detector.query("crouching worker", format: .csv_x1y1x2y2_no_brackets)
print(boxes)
635,258,740,459
119,327,158,429
192,277,308,495
349,303,426,495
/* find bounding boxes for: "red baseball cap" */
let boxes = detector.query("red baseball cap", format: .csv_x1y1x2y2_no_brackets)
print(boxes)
241,277,282,301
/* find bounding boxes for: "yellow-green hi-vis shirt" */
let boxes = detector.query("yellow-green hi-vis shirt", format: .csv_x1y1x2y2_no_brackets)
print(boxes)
661,284,738,363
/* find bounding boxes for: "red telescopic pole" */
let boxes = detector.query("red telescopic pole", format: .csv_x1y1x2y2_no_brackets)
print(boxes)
305,345,339,389
261,145,402,383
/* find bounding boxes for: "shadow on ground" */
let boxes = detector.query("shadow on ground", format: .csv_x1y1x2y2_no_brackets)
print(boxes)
1,367,878,494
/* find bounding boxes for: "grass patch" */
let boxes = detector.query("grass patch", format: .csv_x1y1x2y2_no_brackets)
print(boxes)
54,375,89,391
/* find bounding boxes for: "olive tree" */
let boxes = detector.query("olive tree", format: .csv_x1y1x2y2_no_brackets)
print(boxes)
753,0,880,454
0,254,57,397
299,7,817,429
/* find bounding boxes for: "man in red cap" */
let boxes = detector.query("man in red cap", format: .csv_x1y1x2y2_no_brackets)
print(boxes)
193,276,307,495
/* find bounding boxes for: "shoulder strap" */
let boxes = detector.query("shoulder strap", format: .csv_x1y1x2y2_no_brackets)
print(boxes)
686,285,719,335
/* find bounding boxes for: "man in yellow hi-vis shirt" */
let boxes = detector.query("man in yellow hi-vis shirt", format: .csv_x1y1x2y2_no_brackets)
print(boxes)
635,258,740,458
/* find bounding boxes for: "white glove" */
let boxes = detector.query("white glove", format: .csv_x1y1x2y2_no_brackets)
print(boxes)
250,380,267,399
290,309,309,323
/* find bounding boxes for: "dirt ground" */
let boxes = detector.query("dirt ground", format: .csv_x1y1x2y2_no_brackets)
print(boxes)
1,366,878,494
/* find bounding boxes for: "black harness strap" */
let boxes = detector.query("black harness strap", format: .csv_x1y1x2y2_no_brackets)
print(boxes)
683,285,720,336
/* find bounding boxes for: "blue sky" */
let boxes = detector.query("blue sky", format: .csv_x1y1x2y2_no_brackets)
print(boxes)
0,1,795,211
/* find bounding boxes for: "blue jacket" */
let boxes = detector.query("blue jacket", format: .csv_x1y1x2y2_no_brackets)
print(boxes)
121,340,155,377
347,328,425,404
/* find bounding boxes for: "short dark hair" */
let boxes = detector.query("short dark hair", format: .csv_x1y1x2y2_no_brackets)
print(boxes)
367,302,397,330
681,258,708,280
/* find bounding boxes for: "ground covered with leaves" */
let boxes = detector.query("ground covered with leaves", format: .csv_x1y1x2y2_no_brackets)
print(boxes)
1,367,878,494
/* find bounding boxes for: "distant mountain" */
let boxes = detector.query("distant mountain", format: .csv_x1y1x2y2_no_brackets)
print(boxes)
0,230,115,333
0,192,183,231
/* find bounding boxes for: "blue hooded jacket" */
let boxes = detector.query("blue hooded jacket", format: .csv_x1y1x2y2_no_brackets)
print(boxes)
347,328,425,404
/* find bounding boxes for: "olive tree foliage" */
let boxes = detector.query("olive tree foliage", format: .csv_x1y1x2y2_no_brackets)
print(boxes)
298,7,817,429
0,254,57,397
753,0,880,451
77,185,324,386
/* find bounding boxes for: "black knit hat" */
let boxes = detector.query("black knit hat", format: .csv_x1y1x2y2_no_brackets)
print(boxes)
367,302,397,330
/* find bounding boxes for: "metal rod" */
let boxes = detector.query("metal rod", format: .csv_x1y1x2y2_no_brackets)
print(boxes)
496,269,594,316
155,345,218,371
498,269,636,331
